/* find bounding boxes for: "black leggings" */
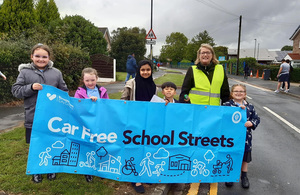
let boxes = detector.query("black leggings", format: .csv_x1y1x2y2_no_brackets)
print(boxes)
26,128,32,144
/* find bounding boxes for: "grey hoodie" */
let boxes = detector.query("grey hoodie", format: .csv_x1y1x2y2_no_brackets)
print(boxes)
12,61,68,128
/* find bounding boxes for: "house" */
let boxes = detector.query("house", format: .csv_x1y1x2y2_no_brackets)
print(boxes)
98,27,112,52
285,53,300,68
288,25,300,68
228,48,283,64
290,25,300,54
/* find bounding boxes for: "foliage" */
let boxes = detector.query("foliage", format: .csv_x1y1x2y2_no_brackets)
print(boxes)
35,0,60,27
214,46,228,60
160,32,188,63
110,27,147,72
0,0,37,33
62,15,107,55
184,30,215,61
281,45,293,51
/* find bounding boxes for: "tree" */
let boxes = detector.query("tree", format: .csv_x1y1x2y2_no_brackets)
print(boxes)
160,32,188,63
281,45,293,51
0,0,37,33
185,30,215,61
62,15,107,55
110,27,147,71
35,0,60,27
214,46,228,60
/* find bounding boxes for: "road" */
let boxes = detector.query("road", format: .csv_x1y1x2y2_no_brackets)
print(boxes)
214,78,300,195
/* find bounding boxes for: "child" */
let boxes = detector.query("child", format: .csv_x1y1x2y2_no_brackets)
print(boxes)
121,59,157,194
74,67,109,101
223,84,260,189
11,43,68,183
74,67,109,182
161,81,179,104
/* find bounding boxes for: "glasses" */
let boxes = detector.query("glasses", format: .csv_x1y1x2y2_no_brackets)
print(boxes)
233,91,245,93
200,51,212,55
33,55,49,59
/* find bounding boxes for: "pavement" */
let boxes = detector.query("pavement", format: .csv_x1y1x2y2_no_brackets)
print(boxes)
1,67,299,195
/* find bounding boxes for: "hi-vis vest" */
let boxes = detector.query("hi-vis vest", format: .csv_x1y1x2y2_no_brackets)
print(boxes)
189,65,224,105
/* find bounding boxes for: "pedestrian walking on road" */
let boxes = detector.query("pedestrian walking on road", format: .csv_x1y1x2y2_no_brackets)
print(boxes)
223,84,260,189
125,53,138,83
74,67,109,182
281,59,293,91
11,43,68,183
275,59,290,93
0,71,6,80
121,59,158,194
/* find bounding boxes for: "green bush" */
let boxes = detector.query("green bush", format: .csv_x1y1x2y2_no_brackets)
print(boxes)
0,39,91,104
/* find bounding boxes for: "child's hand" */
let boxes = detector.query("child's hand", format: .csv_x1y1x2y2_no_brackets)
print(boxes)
90,96,98,101
165,99,170,106
240,105,246,110
32,83,43,90
244,121,253,128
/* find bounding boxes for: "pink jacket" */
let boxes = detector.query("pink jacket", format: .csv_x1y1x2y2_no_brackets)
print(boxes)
74,85,109,99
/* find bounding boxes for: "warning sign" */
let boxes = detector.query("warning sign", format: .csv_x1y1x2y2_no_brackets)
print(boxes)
145,29,157,39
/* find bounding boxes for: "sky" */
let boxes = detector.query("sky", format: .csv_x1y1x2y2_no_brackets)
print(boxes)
1,0,299,57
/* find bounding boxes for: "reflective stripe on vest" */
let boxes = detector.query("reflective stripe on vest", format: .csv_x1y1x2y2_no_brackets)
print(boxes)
189,65,224,105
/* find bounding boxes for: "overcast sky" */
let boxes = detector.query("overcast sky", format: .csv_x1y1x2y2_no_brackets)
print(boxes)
1,0,299,56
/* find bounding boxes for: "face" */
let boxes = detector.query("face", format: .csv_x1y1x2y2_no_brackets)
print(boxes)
31,48,50,70
231,86,246,101
162,87,176,99
140,64,152,79
199,47,213,65
83,73,97,89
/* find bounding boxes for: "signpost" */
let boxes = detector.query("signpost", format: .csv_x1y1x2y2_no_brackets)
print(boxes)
146,40,156,45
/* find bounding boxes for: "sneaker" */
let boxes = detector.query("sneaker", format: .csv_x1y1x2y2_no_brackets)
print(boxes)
280,87,284,91
32,174,43,183
131,183,145,194
85,175,93,182
284,89,289,93
274,90,279,93
47,173,56,181
225,182,234,187
241,176,250,188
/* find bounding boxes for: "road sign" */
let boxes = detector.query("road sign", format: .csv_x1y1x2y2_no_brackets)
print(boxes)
145,29,157,39
146,40,156,45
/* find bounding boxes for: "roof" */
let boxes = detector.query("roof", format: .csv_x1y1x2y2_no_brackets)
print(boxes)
287,53,300,60
275,50,292,62
290,25,300,40
228,48,277,61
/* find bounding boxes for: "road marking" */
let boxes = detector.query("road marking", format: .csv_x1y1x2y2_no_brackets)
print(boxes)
187,183,200,195
231,78,271,92
210,183,218,195
263,106,300,134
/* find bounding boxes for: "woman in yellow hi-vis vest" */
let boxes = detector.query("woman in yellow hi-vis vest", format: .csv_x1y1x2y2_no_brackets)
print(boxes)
179,43,230,105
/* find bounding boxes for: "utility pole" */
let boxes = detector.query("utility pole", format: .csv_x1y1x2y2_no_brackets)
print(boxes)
236,15,242,75
257,43,260,62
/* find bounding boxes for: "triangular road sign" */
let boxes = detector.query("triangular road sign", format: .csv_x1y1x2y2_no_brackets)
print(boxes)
145,29,157,39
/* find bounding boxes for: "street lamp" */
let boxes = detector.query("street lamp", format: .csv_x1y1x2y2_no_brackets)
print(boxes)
254,39,257,59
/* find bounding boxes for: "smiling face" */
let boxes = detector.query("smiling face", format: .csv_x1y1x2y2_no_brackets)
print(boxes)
162,87,176,99
199,47,213,65
231,85,246,103
140,64,152,79
31,48,50,70
83,73,98,89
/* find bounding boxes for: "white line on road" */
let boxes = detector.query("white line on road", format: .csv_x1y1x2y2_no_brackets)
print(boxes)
263,106,300,134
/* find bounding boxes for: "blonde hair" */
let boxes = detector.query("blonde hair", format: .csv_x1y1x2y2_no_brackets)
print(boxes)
230,84,247,100
195,43,219,65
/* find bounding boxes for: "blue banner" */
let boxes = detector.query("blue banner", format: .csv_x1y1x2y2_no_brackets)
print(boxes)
27,85,246,183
